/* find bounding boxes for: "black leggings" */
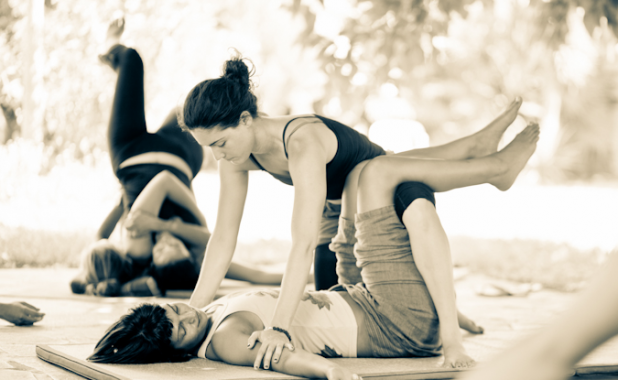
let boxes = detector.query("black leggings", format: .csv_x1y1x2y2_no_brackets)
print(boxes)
314,243,339,290
104,44,203,210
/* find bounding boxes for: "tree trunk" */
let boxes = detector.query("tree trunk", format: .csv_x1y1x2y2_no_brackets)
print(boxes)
537,82,562,163
21,0,45,140
0,102,20,143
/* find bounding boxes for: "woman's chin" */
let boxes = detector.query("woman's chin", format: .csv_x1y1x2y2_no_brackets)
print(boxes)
229,157,247,165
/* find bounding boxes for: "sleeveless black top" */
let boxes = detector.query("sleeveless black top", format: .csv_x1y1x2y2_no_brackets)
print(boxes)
249,115,385,200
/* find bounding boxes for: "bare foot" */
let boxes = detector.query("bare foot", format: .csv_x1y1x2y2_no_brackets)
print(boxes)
490,122,540,191
99,17,125,66
458,311,484,334
442,344,476,369
105,17,125,50
467,97,523,158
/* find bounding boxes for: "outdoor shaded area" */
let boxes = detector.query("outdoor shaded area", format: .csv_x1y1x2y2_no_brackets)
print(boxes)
2,0,617,290
2,0,618,379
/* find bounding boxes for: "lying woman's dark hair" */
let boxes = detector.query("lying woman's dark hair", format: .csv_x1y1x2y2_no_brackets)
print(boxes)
88,304,190,364
181,55,258,130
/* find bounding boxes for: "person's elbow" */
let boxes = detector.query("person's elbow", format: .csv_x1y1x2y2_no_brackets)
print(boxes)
153,170,175,185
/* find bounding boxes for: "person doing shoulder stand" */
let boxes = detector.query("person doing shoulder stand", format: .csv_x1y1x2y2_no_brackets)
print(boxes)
181,53,534,368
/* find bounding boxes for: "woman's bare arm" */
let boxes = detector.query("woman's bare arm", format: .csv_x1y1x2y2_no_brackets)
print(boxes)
97,197,124,239
125,211,210,247
226,263,314,285
226,262,283,285
189,162,249,308
128,170,206,226
251,127,329,367
211,314,357,380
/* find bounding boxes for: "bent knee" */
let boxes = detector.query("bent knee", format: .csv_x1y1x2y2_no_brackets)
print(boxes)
358,156,391,190
395,182,436,224
402,199,439,233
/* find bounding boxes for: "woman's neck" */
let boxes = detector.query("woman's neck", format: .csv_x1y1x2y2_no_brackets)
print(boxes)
250,115,281,155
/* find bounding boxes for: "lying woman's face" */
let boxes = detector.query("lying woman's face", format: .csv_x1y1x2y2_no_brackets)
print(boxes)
153,231,192,267
162,303,209,352
117,218,153,261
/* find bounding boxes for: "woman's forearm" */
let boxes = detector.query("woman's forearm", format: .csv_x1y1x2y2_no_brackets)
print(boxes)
270,243,314,329
272,345,346,378
161,218,210,247
189,231,237,308
158,173,206,226
226,262,283,285
97,199,124,239
129,170,206,226
190,165,249,308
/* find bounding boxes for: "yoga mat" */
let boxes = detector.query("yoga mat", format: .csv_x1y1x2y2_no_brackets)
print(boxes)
36,338,618,380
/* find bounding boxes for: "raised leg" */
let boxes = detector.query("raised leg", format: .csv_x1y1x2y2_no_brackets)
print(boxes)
395,97,522,160
100,18,149,171
358,123,539,213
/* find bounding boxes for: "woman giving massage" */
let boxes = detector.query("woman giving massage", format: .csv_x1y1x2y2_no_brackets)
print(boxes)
88,116,540,379
179,46,532,368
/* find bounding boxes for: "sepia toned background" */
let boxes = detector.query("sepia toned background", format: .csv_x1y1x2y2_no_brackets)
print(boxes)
1,0,617,292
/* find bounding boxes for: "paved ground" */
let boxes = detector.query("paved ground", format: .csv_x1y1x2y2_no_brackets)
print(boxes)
0,268,617,379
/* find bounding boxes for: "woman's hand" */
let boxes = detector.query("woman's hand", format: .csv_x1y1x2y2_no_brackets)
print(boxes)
124,210,160,237
247,328,295,370
0,302,45,326
326,366,360,380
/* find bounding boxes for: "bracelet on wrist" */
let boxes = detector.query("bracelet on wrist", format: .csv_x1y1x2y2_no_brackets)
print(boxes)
267,326,292,342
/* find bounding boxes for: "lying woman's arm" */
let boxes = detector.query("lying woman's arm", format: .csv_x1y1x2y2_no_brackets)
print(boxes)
211,314,357,380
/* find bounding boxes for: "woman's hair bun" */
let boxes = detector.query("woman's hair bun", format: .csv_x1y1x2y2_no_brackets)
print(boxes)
223,57,252,91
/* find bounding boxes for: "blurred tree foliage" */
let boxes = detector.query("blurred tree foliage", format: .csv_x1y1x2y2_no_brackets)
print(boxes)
0,0,319,172
1,0,618,181
289,0,618,182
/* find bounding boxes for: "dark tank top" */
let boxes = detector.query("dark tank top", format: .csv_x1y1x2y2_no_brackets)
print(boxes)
249,115,385,200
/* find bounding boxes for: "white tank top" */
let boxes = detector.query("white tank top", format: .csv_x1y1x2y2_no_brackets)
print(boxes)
197,289,357,358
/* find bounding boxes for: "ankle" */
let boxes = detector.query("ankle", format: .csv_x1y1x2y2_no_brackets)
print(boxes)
441,333,465,351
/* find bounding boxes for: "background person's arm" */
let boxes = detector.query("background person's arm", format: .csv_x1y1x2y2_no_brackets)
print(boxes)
125,211,210,247
226,262,314,285
226,262,283,285
189,161,249,308
0,302,45,326
127,170,206,226
96,197,124,239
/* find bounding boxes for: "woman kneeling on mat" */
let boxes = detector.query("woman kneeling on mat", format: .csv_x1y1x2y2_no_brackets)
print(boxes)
89,119,539,378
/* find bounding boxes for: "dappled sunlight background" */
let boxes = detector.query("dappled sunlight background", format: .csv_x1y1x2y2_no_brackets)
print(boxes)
1,0,618,290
